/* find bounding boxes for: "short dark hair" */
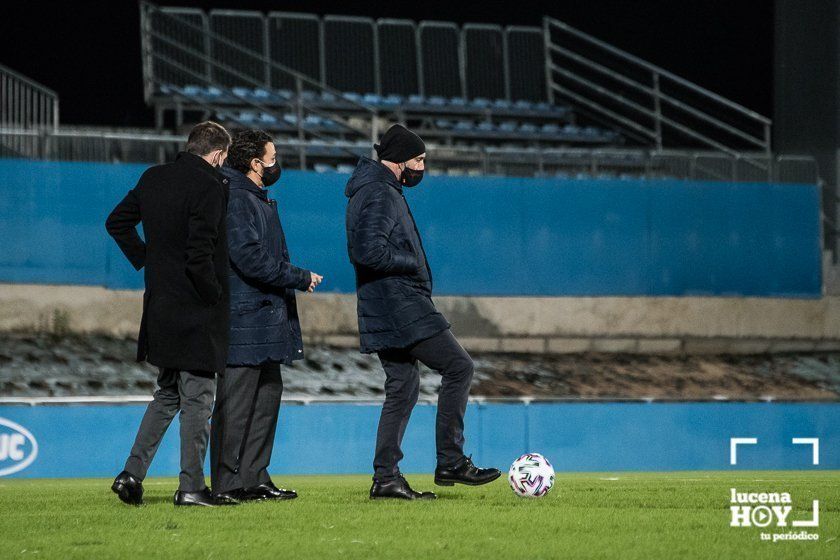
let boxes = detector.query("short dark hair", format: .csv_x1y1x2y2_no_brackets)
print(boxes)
185,121,231,156
227,129,274,174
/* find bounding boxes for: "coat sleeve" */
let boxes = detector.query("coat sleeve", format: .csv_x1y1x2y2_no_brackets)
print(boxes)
349,191,419,274
227,201,312,291
185,183,226,305
105,187,146,271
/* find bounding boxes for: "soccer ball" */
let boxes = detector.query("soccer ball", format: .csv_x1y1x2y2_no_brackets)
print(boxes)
508,453,555,498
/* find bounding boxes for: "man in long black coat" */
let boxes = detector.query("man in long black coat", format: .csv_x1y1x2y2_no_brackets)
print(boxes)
106,121,234,507
345,124,500,500
210,130,322,503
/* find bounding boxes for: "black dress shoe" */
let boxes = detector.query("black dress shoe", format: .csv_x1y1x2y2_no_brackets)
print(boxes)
111,471,144,506
212,488,251,504
246,481,297,500
370,475,436,500
174,487,235,507
434,456,501,486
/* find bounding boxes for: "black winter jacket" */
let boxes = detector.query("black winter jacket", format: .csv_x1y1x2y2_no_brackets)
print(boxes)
344,157,449,353
223,166,311,366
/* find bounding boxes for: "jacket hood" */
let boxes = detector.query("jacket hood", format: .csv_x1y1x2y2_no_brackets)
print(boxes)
221,165,267,201
344,156,401,198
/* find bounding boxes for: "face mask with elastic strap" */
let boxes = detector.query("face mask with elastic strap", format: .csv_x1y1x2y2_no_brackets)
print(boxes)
400,162,424,187
257,159,282,187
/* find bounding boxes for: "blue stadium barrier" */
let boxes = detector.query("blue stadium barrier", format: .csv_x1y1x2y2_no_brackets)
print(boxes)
0,159,822,297
0,402,837,478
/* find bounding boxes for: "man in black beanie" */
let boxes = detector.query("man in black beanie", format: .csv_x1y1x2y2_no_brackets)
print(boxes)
344,124,501,500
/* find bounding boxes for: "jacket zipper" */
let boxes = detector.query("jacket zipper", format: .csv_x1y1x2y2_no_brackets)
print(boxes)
401,194,433,290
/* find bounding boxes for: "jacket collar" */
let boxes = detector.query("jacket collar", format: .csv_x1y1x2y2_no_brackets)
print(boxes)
221,165,268,201
176,151,225,183
344,156,402,198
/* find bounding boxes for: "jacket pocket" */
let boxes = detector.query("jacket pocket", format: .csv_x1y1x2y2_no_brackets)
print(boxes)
237,299,273,315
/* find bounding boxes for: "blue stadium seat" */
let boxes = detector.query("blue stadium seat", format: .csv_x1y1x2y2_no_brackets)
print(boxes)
252,88,273,100
304,114,323,127
258,113,278,124
498,121,518,132
363,93,383,105
407,94,425,105
428,96,447,106
382,94,403,106
492,99,512,110
182,85,204,97
434,119,454,129
237,111,259,124
470,97,491,108
449,97,467,107
314,163,336,173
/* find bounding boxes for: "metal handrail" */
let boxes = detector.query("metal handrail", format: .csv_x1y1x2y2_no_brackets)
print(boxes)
544,17,770,124
547,46,768,149
0,126,819,185
543,16,772,163
0,63,60,131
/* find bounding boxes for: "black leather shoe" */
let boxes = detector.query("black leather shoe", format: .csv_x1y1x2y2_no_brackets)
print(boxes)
174,487,235,507
111,471,143,506
246,481,298,500
435,456,501,486
370,475,436,500
212,488,251,504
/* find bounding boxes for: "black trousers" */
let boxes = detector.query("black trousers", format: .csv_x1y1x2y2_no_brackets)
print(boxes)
123,368,215,492
210,362,284,493
373,329,474,482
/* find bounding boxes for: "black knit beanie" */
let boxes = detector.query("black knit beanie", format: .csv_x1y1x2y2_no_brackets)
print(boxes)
374,124,426,163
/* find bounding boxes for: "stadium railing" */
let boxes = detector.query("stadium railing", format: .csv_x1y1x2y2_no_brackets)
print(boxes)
0,64,59,160
140,2,381,167
0,126,818,185
140,2,616,152
544,17,773,174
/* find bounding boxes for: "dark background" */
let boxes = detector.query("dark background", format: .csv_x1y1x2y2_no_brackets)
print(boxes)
0,1,773,127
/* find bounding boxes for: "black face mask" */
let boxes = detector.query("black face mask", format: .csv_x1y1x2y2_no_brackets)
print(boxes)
400,162,424,187
258,159,282,187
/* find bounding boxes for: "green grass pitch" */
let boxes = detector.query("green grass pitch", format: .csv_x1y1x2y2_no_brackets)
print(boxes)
0,471,837,559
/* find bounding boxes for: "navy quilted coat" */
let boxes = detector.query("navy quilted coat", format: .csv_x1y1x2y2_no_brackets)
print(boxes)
344,157,449,353
223,166,311,366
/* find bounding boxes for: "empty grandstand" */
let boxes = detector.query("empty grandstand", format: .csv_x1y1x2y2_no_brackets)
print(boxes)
0,1,819,185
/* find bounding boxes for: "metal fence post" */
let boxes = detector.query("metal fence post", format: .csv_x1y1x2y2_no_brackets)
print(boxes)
542,18,554,105
295,76,306,169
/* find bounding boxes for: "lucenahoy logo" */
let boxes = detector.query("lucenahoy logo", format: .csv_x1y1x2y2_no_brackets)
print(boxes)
0,417,38,476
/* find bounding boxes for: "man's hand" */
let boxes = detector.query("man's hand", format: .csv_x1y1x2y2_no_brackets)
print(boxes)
307,272,324,293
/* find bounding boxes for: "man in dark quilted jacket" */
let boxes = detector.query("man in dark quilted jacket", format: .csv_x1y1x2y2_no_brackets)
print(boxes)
345,124,501,500
210,129,322,504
